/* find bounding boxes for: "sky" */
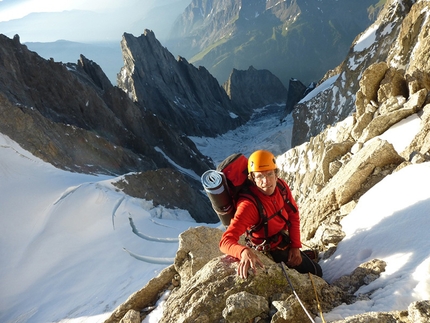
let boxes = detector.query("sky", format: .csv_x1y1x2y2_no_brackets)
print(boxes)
0,0,188,43
0,0,166,23
0,0,129,22
0,83,429,322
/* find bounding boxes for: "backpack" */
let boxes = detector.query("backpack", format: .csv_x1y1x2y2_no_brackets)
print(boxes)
201,153,250,226
216,153,250,200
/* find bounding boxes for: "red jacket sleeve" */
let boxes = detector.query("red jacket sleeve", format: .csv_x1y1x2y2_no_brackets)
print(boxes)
219,197,260,259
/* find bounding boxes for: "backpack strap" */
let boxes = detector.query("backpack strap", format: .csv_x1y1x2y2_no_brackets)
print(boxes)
276,179,298,214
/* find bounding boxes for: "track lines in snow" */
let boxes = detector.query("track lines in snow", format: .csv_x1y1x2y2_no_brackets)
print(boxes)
150,218,177,229
53,184,85,205
122,248,174,265
111,196,125,229
128,217,179,243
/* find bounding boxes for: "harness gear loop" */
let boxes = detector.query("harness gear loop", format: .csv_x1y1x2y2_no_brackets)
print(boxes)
245,238,270,252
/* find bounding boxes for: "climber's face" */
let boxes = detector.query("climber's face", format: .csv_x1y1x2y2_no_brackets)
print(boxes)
252,170,277,195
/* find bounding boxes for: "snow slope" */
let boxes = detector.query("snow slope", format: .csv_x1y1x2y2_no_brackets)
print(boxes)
0,134,203,323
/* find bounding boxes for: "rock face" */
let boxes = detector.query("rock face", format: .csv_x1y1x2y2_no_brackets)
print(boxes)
105,227,339,323
284,78,311,115
222,66,287,113
117,30,247,137
291,0,427,147
280,74,429,246
0,34,210,176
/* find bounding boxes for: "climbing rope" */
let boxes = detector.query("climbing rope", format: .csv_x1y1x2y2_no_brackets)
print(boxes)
308,272,326,323
280,262,316,323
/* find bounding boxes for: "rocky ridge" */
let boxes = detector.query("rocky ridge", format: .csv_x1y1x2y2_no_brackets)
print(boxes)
291,0,429,147
282,0,430,248
106,226,429,323
0,33,218,222
0,34,213,175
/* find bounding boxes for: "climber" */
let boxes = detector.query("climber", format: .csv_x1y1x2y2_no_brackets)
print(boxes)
219,149,322,279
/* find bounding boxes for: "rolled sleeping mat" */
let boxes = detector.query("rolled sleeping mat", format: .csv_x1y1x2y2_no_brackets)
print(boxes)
201,170,235,226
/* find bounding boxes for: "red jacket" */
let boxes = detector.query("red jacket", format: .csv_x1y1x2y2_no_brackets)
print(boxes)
219,178,301,260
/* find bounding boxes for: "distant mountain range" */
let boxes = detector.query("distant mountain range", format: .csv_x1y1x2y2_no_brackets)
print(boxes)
166,0,386,86
6,0,385,88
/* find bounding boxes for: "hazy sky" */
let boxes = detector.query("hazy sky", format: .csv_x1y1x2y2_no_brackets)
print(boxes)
0,0,153,22
0,0,187,43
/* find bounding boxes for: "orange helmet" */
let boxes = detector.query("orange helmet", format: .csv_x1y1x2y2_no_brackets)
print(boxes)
248,150,277,173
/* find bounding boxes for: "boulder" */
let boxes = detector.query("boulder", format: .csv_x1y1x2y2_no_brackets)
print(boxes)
119,310,140,323
332,259,387,296
300,138,404,240
408,300,430,323
106,227,394,323
377,67,408,103
174,226,225,281
357,62,389,109
358,88,428,143
157,227,341,323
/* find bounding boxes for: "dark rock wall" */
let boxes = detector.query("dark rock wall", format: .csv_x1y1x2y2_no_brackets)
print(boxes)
117,30,247,137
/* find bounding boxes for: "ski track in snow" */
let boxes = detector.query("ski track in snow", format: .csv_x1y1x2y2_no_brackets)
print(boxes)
128,217,179,243
53,183,87,205
150,218,178,229
122,247,175,265
111,196,125,230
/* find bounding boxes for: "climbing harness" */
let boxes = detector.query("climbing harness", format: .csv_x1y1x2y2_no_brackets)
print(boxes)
243,180,294,251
